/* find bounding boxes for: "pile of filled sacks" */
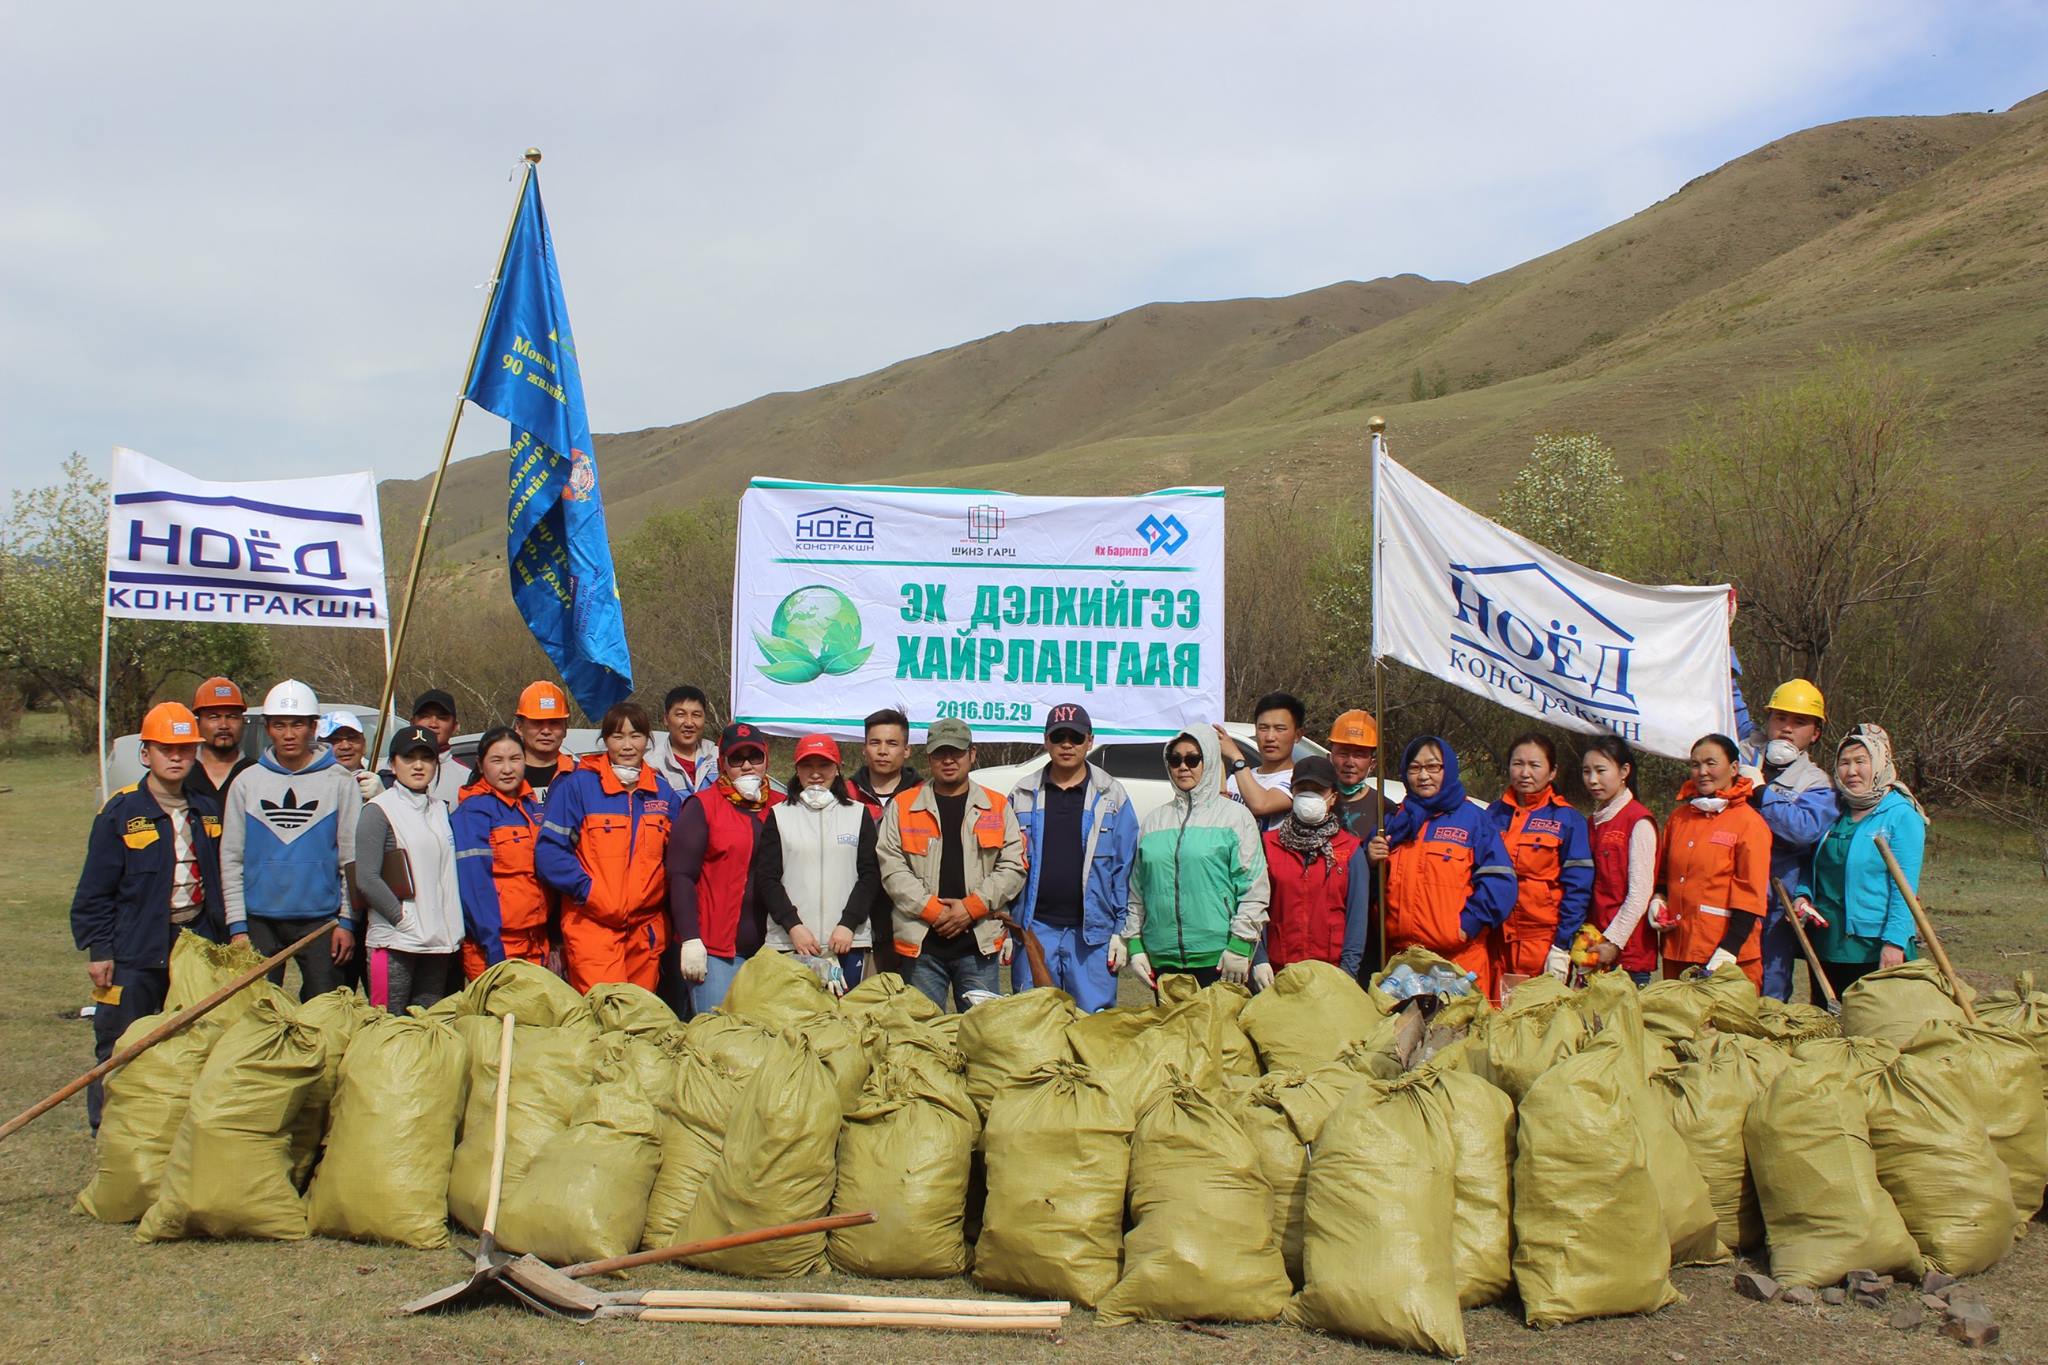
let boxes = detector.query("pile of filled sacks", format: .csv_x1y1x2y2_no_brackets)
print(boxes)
75,933,2048,1358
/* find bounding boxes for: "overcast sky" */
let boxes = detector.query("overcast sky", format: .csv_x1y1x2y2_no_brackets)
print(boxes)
5,2,2044,498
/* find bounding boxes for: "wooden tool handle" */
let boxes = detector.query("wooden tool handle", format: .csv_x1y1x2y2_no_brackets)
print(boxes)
637,1308,1063,1332
0,919,337,1144
633,1290,1071,1316
558,1210,876,1279
479,1012,515,1239
1772,878,1839,1010
1874,833,1977,1024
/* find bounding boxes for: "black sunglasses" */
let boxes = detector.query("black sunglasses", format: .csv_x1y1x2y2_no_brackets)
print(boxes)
1047,730,1087,746
1166,750,1203,768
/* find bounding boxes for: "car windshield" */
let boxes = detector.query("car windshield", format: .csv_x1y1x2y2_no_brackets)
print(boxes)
1095,742,1163,782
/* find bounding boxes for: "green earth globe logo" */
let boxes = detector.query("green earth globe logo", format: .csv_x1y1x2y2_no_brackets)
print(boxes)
754,585,873,683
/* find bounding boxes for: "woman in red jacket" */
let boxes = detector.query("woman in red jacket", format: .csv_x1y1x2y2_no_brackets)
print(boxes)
1580,735,1657,985
1260,756,1370,981
535,702,676,992
1651,733,1771,989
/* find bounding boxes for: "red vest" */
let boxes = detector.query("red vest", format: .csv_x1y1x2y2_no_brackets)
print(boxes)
1590,799,1657,973
1262,828,1362,970
691,790,780,957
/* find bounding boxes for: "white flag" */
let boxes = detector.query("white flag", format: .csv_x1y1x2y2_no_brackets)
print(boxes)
1371,438,1734,760
104,447,390,630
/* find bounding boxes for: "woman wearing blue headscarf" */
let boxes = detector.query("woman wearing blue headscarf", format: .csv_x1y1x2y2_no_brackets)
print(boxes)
1364,736,1518,999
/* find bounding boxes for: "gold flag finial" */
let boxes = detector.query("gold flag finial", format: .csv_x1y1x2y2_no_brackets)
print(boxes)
524,148,543,164
1367,414,1386,434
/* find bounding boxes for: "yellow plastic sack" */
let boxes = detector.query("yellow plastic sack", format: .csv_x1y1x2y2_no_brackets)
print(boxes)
1098,1072,1288,1326
137,996,324,1242
720,946,837,1027
1864,1046,2020,1274
1756,996,1841,1044
1270,1061,1372,1145
974,1059,1134,1306
1580,1027,1725,1266
497,1058,664,1263
1240,959,1385,1072
1431,1064,1517,1308
287,988,381,1188
685,1032,842,1277
306,1015,471,1247
1366,945,1468,1010
1840,959,1971,1048
1512,1044,1680,1326
75,1015,225,1224
640,1035,741,1249
1901,1019,2048,1220
1978,971,2048,1090
1487,974,1586,1102
1231,1074,1314,1287
794,1008,874,1112
585,980,679,1036
1284,1077,1465,1356
1656,1033,1790,1252
446,1020,600,1231
1745,1055,1921,1287
830,1032,980,1278
1160,975,1260,1078
1637,978,1712,1047
425,956,596,1029
163,929,276,1020
1573,969,1661,1078
682,1010,785,1083
841,972,942,1042
958,987,1080,1121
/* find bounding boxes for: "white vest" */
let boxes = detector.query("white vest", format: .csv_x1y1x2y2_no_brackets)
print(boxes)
765,798,869,951
366,786,464,953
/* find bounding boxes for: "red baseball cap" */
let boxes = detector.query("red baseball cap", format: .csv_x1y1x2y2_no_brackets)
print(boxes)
793,734,841,766
719,721,768,760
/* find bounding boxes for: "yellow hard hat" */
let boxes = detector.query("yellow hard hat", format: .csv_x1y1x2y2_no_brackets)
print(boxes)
1764,678,1826,723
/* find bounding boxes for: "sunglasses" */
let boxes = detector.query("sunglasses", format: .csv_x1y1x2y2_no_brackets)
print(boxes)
1166,751,1203,769
1047,730,1087,746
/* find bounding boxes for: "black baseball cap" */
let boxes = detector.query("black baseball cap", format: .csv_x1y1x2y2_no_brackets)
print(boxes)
410,688,457,718
1292,755,1339,792
1044,702,1092,740
719,721,768,759
388,725,440,760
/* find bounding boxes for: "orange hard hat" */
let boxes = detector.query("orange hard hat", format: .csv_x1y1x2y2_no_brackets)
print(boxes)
140,702,201,745
192,676,245,712
1328,709,1380,748
516,680,570,721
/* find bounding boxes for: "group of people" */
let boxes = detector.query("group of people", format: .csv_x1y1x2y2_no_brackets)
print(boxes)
70,667,1928,1128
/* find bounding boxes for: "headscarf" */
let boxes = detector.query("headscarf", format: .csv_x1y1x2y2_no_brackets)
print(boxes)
1835,722,1927,819
1398,735,1467,818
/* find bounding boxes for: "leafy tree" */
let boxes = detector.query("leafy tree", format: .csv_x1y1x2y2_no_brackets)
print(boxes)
0,455,268,749
1496,432,1625,569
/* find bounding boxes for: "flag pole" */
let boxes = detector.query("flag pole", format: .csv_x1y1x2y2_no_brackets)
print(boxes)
369,148,542,761
1368,414,1389,971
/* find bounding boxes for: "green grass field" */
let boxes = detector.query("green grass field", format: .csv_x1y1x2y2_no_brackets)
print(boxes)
3,711,2044,1363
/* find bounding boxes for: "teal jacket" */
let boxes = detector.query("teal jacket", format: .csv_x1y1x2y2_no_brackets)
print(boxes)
1123,727,1268,970
1797,789,1925,955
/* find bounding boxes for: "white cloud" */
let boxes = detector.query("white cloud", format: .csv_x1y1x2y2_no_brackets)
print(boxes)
2,0,2036,495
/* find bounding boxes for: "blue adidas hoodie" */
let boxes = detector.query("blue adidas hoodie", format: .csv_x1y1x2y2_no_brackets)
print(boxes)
221,743,363,935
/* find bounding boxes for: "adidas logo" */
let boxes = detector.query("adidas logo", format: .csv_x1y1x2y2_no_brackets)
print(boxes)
260,788,321,831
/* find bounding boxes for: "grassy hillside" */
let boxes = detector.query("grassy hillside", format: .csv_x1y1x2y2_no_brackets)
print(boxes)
388,90,2048,563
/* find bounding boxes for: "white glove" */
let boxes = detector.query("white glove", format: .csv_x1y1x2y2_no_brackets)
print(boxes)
1544,945,1572,981
999,938,1015,966
1648,896,1675,931
678,937,708,982
1705,946,1739,975
1251,961,1276,992
1792,896,1830,929
1738,763,1766,788
1129,951,1155,989
356,769,383,799
1218,948,1250,985
1106,935,1128,973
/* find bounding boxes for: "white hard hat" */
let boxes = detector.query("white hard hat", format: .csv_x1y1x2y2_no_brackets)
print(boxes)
263,679,320,717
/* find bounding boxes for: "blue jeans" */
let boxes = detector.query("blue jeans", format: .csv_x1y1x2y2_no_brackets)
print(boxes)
690,952,745,1013
1759,903,1797,1002
909,948,1001,1011
1014,923,1116,1012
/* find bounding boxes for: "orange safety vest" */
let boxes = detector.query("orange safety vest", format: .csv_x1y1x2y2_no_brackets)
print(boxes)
1656,776,1770,977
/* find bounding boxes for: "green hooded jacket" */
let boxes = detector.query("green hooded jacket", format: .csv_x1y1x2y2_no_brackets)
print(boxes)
1123,726,1269,970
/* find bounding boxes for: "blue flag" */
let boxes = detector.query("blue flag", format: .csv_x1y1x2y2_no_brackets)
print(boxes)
464,171,633,719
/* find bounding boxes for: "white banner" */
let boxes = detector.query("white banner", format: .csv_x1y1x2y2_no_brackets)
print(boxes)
104,447,389,629
731,478,1225,741
1372,439,1734,760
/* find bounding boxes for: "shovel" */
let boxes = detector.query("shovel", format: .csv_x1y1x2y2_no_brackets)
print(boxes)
1772,879,1840,1014
397,1011,518,1314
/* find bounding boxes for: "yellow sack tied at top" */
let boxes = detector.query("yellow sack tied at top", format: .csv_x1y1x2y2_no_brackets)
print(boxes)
75,1015,226,1224
682,1009,785,1084
137,995,325,1242
719,945,838,1028
425,956,597,1031
306,1014,471,1248
496,1055,664,1264
1284,1075,1465,1357
1160,975,1260,1079
1512,1043,1681,1326
1098,1071,1289,1326
585,980,680,1036
446,1019,600,1232
958,987,1080,1123
1979,971,2048,1091
1656,1033,1791,1253
793,1007,875,1112
1428,1063,1518,1308
974,1059,1135,1307
163,929,283,1023
1231,1072,1315,1288
1573,967,1671,1078
830,1030,980,1278
287,988,382,1188
1745,1053,1922,1287
1901,1018,2048,1221
841,970,943,1033
1582,1027,1726,1266
640,1034,742,1249
1240,959,1386,1073
1840,958,1972,1048
1487,973,1587,1102
1862,1044,2020,1274
685,1031,842,1277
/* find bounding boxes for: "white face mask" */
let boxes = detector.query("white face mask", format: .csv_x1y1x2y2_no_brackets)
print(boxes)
1764,739,1801,768
733,773,765,801
798,785,835,811
1293,792,1330,825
